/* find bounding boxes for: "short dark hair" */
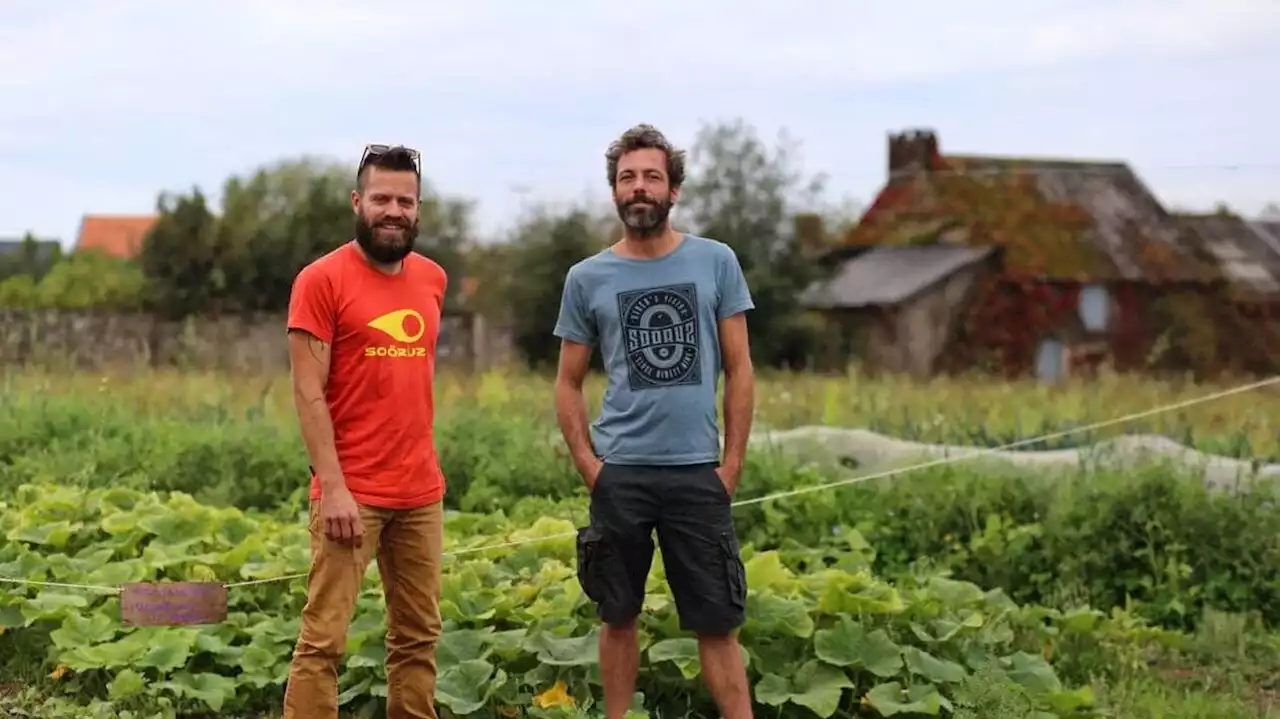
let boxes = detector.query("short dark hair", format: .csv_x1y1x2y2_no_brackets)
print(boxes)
357,145,421,191
605,124,686,190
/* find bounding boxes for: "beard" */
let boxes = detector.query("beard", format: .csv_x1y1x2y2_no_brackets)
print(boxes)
615,193,671,239
355,213,419,264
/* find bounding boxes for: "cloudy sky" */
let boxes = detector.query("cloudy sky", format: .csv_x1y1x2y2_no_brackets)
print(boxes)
1,0,1276,247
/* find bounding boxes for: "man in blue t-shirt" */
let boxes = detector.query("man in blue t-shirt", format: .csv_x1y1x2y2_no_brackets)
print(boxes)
553,123,756,719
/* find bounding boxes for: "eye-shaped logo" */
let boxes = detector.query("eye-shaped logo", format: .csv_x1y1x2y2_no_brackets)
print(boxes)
367,309,425,343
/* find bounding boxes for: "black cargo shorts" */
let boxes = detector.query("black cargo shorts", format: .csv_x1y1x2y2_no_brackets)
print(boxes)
574,461,747,635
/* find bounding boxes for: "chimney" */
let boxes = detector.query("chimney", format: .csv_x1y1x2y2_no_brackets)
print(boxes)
887,129,939,177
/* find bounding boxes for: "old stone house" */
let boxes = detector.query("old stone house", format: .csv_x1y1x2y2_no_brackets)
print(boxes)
801,129,1280,380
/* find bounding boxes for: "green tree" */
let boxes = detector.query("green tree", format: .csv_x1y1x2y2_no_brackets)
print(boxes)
0,232,62,282
0,274,37,307
416,183,472,312
137,157,474,318
497,204,607,368
37,251,148,309
212,157,353,313
138,188,222,319
0,251,146,309
678,118,836,368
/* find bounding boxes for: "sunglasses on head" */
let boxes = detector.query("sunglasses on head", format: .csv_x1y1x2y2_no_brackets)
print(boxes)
358,143,422,177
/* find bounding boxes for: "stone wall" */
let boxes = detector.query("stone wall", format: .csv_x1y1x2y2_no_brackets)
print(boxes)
0,309,513,373
817,256,995,377
888,257,993,377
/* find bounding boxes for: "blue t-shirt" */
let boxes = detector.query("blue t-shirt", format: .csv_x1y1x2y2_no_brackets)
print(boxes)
553,234,755,466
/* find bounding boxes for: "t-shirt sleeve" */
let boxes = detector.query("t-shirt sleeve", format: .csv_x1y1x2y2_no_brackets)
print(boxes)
716,245,755,319
553,267,596,346
287,264,337,343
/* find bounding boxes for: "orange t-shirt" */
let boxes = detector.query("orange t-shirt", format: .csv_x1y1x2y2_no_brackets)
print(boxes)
286,241,448,509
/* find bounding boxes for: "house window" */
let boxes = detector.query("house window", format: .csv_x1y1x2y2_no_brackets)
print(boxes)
1078,285,1110,332
1035,338,1064,383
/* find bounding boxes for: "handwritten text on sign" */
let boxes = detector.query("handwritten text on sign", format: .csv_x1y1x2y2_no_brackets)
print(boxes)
120,582,228,626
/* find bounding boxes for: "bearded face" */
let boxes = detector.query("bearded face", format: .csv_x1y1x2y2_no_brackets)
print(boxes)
352,167,420,264
614,189,672,239
611,147,678,240
354,208,419,264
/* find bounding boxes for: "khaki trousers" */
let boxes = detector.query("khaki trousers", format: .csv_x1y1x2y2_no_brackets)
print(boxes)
283,499,444,719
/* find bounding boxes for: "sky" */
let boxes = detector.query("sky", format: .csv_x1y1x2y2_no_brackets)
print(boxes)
1,0,1277,248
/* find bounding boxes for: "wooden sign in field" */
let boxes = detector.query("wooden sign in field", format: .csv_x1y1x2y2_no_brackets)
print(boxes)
120,581,228,626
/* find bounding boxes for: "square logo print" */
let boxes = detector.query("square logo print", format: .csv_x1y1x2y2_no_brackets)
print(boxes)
615,283,703,391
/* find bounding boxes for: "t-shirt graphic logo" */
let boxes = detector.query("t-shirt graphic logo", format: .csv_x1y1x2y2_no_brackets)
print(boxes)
368,309,425,343
616,283,702,390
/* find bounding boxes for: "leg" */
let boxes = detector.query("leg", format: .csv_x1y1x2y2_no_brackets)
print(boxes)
378,500,445,719
657,463,752,719
575,463,661,719
283,501,387,719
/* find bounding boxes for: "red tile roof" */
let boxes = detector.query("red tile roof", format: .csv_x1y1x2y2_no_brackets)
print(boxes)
75,214,158,259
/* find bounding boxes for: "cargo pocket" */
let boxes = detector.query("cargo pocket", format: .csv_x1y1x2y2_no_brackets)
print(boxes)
718,531,747,611
576,525,606,603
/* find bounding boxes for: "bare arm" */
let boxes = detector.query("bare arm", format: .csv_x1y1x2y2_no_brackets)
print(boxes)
554,338,599,481
719,312,755,477
288,329,344,494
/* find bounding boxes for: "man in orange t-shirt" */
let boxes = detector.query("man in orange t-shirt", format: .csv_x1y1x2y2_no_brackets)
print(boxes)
282,144,448,719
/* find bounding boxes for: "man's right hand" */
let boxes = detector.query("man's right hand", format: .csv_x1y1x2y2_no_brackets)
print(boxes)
321,486,364,547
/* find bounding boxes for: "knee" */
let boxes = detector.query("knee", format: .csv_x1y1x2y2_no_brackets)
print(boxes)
681,601,745,637
387,603,443,641
599,600,644,628
696,630,739,646
295,627,347,659
296,610,351,657
385,626,441,651
602,618,638,636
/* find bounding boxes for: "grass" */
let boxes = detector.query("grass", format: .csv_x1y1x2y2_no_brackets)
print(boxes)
1093,608,1279,717
1,364,1278,717
5,364,1278,453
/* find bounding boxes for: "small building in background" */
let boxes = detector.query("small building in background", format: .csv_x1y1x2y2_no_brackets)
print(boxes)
74,214,158,259
0,234,62,273
800,243,998,377
801,128,1280,381
1174,212,1280,306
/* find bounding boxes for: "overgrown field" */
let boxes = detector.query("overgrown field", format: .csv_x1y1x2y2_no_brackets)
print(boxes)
1,367,1278,718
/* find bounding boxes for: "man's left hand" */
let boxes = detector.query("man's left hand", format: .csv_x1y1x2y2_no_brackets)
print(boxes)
715,463,741,497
